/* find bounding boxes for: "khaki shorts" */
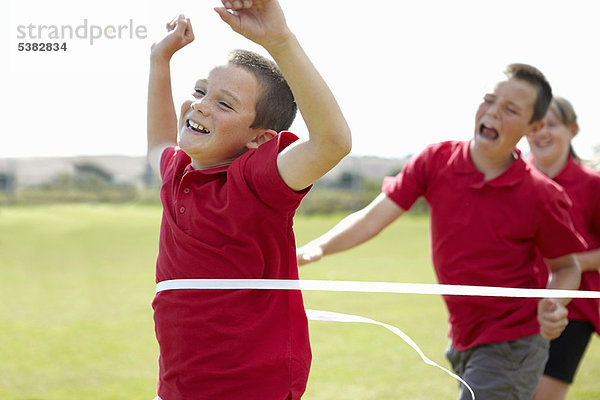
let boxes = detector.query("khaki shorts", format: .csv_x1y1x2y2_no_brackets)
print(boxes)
446,334,549,400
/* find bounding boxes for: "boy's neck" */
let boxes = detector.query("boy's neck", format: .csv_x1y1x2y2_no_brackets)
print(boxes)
469,145,518,181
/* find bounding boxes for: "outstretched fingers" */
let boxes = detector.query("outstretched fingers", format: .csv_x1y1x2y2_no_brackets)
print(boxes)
214,7,240,30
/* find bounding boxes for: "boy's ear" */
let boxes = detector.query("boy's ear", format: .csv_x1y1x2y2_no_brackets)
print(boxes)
246,129,277,149
526,120,545,138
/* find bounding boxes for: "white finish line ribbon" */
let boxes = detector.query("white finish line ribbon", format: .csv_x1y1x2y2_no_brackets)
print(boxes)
155,278,600,299
155,279,600,400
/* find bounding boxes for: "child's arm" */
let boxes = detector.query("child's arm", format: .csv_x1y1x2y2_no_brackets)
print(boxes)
537,254,581,340
297,194,405,265
576,248,600,271
147,15,194,178
215,0,352,191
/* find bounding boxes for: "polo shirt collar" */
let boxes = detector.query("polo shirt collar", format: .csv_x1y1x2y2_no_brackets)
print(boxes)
184,163,229,175
454,140,527,188
553,156,578,185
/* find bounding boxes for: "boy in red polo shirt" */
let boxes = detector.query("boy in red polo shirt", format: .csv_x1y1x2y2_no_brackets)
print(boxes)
147,1,351,399
297,64,584,400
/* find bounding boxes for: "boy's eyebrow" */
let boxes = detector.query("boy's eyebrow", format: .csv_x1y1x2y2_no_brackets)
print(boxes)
219,89,241,106
194,79,241,105
484,94,524,111
506,100,524,111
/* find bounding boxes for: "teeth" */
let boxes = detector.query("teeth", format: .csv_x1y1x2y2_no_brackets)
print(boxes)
188,120,210,133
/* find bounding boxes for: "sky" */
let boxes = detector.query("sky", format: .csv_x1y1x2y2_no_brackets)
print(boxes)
2,0,600,160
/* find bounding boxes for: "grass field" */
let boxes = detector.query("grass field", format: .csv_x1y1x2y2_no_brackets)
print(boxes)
1,204,599,399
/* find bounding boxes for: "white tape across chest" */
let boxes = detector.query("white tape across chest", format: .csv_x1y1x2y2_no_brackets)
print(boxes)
155,279,600,400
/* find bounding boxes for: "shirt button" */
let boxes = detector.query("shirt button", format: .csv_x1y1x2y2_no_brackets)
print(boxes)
183,188,190,194
179,206,186,214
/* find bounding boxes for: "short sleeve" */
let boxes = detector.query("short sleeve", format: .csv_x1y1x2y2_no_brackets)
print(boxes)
160,146,188,183
592,176,600,235
535,189,587,259
239,132,311,209
382,144,439,211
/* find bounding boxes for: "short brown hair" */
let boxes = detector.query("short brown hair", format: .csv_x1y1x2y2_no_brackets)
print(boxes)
228,49,297,133
504,63,552,123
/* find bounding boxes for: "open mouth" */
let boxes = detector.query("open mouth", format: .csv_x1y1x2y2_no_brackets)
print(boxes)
187,119,211,134
479,123,498,141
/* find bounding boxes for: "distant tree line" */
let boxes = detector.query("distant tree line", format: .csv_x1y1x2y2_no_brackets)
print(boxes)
0,162,159,205
0,161,430,214
297,170,429,215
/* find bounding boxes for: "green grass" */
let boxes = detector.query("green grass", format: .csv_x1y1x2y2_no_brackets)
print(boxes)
0,204,160,399
1,204,599,399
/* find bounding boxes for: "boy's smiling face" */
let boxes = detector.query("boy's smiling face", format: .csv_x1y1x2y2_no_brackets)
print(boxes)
472,78,542,159
177,63,263,169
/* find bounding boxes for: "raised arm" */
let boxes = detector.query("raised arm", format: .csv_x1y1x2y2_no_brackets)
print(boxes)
215,0,352,191
297,194,405,265
147,15,194,178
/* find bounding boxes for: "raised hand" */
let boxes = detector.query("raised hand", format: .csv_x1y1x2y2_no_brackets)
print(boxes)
214,0,291,51
151,14,195,61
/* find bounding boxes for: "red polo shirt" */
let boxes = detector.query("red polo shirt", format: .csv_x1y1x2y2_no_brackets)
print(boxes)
152,132,311,400
382,140,585,350
531,156,600,334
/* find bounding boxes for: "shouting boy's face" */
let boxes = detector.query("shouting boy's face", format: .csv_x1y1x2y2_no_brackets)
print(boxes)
177,63,263,170
472,78,543,160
